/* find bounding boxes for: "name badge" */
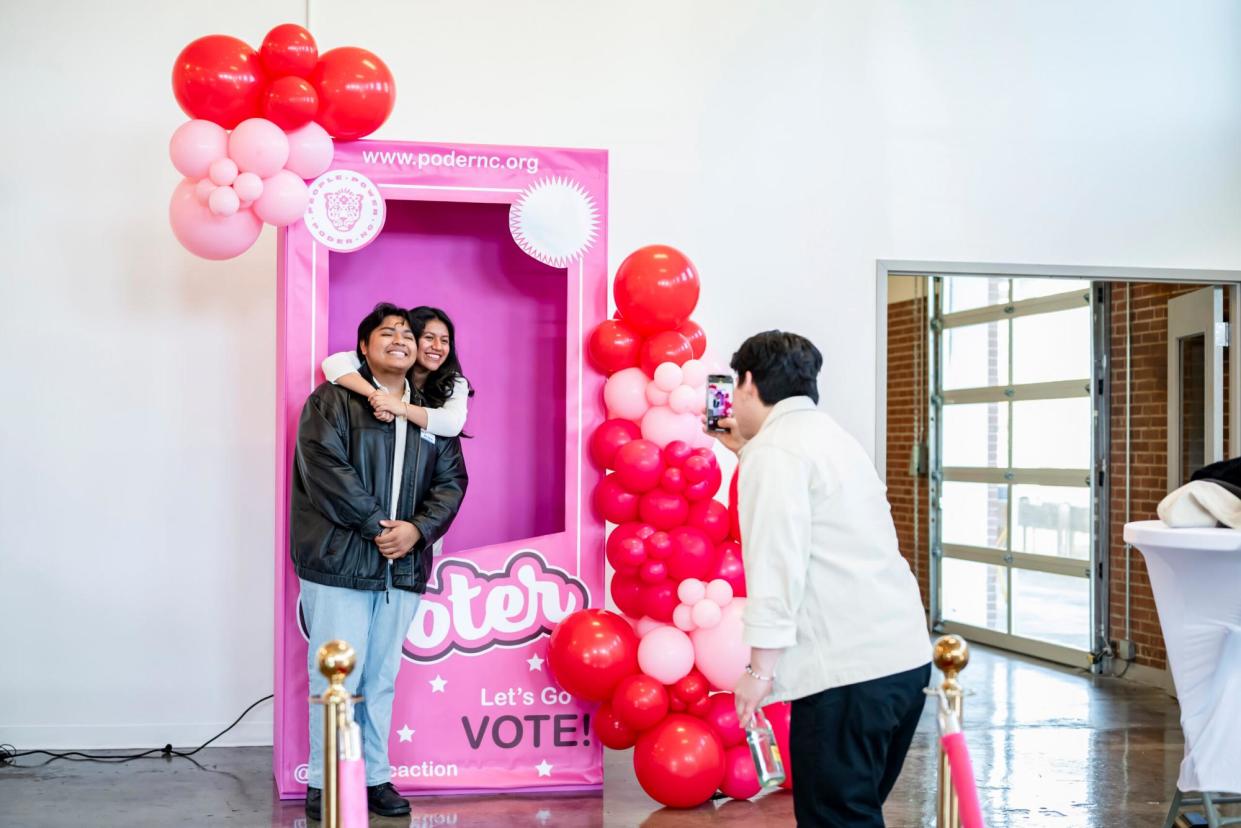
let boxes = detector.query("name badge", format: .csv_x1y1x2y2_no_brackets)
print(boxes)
420,430,437,445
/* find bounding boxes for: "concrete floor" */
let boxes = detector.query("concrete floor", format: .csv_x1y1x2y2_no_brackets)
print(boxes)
0,645,1230,827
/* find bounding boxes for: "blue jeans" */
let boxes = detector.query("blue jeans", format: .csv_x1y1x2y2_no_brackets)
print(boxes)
300,574,421,788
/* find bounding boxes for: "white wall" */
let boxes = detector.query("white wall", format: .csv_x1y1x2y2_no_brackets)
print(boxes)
2,0,1239,748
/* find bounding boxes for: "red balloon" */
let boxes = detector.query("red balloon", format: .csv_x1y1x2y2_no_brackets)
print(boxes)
669,695,687,713
547,609,639,701
727,467,741,541
703,692,745,748
687,499,729,544
678,319,708,360
607,523,654,571
686,695,712,718
763,702,794,790
639,331,694,378
612,675,670,732
611,572,647,619
594,475,639,524
660,467,686,493
719,744,761,800
712,541,747,598
662,440,693,468
645,531,673,560
260,24,318,78
588,319,643,375
595,701,639,750
639,559,668,584
672,670,709,705
311,47,395,140
633,715,726,808
590,418,642,469
667,526,718,582
262,75,319,129
614,245,701,335
682,450,719,484
642,580,681,622
639,490,690,531
614,440,666,493
172,35,267,129
685,465,723,502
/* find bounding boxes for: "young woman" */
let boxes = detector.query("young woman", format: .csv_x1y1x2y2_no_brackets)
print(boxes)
322,306,473,437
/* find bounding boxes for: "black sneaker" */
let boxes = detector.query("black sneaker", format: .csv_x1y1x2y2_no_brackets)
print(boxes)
367,782,411,817
304,786,321,821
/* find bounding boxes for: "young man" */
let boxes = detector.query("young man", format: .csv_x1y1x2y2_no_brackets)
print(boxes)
713,330,930,828
291,303,468,820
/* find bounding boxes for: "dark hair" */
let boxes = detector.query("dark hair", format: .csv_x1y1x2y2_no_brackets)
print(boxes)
408,306,474,409
730,330,822,405
356,302,411,364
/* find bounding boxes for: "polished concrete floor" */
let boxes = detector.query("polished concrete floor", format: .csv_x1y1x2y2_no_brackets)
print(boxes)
1,645,1232,826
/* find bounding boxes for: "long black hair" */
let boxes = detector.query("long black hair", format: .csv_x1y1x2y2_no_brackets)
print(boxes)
407,306,474,409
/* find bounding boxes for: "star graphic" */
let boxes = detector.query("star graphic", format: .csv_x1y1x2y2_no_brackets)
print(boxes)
527,653,545,671
535,759,553,777
535,809,552,823
397,724,414,742
429,675,447,693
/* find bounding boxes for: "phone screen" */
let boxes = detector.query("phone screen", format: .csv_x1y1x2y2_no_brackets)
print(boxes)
706,375,734,431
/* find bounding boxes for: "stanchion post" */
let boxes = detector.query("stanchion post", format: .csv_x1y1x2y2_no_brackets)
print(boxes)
934,634,970,828
316,640,356,828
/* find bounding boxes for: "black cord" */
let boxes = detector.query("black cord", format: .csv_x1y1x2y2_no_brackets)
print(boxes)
0,694,273,767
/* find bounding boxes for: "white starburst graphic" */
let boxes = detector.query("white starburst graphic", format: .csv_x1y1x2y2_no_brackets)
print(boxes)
508,177,599,268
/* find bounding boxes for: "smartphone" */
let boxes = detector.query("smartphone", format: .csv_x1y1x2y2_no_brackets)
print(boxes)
706,374,734,432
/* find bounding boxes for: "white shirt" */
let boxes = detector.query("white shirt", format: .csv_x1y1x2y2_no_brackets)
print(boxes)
323,350,469,438
371,375,412,520
739,396,930,701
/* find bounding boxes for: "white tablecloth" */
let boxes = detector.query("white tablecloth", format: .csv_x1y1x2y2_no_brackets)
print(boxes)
1124,520,1241,795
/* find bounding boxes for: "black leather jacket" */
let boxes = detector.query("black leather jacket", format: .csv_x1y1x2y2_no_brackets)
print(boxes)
290,368,468,593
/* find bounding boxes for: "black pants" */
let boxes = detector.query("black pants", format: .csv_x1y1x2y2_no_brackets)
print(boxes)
790,662,931,827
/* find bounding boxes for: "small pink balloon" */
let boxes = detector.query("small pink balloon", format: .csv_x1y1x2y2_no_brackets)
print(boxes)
691,598,750,690
645,382,671,407
253,170,309,227
681,359,709,389
208,157,238,186
669,385,699,414
604,367,650,422
677,578,707,605
653,362,683,392
232,171,263,202
228,117,290,178
193,177,215,204
641,405,701,448
638,625,695,684
284,121,334,179
720,743,762,800
705,579,734,607
635,617,664,638
169,120,228,179
691,600,722,629
169,178,263,261
208,185,240,217
672,604,695,632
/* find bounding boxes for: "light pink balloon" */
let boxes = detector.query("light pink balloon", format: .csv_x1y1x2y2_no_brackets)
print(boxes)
669,385,700,414
284,121,334,180
208,157,238,186
691,600,722,629
169,120,227,179
645,382,671,407
653,362,683,392
641,405,700,448
672,604,695,632
677,578,707,605
233,172,264,202
193,178,216,204
604,367,650,422
228,118,290,178
681,359,709,389
638,625,696,684
634,616,664,638
253,170,310,227
706,579,734,607
169,178,263,261
691,598,750,690
208,185,240,217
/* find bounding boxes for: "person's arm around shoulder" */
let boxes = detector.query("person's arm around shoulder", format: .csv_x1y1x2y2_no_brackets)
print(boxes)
422,376,470,438
322,351,394,423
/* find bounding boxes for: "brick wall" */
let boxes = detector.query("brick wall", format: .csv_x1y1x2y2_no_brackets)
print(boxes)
886,295,930,608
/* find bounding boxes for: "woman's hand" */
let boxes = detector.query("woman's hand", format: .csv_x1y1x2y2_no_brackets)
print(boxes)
734,670,774,728
703,415,747,455
369,391,405,421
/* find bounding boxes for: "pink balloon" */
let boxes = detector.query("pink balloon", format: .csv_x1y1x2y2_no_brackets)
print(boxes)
712,541,747,598
208,185,240,216
706,579,734,607
704,692,746,748
691,598,749,690
169,178,263,260
672,604,695,632
604,367,650,422
645,382,671,407
719,744,761,800
677,578,707,605
641,405,700,448
193,177,215,204
638,625,696,685
681,359,709,389
169,120,228,179
284,121,335,179
233,171,263,202
669,385,700,414
635,617,664,638
691,600,722,629
653,362,683,392
253,170,309,227
228,118,290,178
208,157,238,186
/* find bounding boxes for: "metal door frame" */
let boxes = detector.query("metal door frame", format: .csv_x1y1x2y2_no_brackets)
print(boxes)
1167,286,1226,488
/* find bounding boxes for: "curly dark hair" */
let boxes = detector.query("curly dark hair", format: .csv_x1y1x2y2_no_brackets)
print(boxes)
730,330,822,405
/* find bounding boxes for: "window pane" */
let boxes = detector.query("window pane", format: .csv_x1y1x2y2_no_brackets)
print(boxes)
1011,397,1091,469
1011,569,1089,650
941,481,1007,549
1012,306,1091,386
943,321,1010,390
944,276,1009,314
942,403,1008,468
942,558,1008,632
1011,278,1091,303
1011,485,1090,559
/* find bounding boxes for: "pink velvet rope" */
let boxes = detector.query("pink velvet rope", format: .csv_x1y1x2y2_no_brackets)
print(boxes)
941,732,984,828
338,755,368,828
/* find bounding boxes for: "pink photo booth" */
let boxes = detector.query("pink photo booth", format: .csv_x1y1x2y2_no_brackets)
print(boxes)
273,139,609,798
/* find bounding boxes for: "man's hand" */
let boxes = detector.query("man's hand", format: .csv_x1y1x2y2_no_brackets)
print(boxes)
734,670,774,729
702,415,747,456
370,391,405,421
376,519,420,559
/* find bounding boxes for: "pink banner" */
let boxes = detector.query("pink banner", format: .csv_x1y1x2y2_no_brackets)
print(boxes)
274,139,609,798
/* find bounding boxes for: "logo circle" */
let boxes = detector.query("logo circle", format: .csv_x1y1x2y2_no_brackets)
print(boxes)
294,763,309,784
304,169,386,252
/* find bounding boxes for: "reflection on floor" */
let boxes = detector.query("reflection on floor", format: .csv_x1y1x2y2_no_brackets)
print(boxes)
1,645,1227,826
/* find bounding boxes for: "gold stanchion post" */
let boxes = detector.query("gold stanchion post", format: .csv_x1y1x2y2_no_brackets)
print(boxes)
934,634,970,828
316,640,356,828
